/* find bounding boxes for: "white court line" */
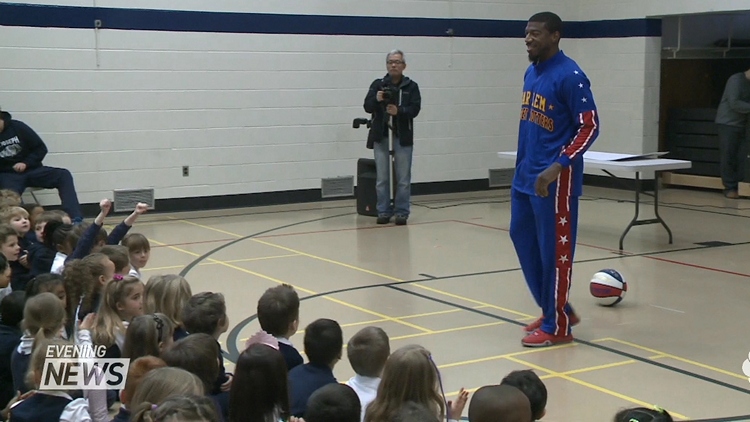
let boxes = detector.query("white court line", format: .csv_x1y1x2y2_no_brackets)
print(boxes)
650,304,686,314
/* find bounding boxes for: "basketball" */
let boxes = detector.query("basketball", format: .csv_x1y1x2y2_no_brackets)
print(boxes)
589,269,627,306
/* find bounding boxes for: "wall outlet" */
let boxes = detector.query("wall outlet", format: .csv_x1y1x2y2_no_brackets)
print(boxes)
182,166,189,177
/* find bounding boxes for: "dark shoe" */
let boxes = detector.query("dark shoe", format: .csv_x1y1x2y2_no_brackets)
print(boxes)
377,215,391,224
395,215,408,225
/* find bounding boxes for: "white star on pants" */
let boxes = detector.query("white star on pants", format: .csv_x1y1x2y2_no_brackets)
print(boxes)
559,235,568,244
559,255,569,263
558,216,567,226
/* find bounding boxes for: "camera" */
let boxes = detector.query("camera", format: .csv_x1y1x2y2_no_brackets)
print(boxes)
381,85,399,104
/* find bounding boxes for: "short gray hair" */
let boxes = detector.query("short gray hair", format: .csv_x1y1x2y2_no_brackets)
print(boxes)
386,49,405,63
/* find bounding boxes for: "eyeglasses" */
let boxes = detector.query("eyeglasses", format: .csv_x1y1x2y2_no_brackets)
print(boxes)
153,314,164,342
387,60,404,65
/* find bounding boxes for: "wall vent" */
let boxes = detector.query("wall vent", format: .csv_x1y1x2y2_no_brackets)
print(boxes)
488,169,514,188
113,188,155,212
321,176,354,198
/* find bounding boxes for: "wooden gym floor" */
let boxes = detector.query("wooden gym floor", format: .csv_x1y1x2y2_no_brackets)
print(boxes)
125,185,750,422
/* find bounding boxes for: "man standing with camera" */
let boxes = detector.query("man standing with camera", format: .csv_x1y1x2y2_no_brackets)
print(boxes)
364,50,421,225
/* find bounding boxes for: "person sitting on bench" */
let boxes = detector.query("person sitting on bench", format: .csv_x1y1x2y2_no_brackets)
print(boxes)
0,109,83,223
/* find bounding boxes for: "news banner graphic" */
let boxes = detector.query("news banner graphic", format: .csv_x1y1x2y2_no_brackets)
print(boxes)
40,344,129,390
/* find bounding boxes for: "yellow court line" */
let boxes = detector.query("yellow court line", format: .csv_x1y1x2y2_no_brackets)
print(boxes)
557,359,637,376
148,239,433,334
333,306,493,328
174,219,245,238
178,219,538,320
445,358,636,395
649,354,667,360
410,284,536,319
438,343,577,370
238,306,494,342
242,319,507,344
505,356,690,420
595,338,746,381
389,321,507,342
145,253,301,272
252,238,403,282
253,237,537,319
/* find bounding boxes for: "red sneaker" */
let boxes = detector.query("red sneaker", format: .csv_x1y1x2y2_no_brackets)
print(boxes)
523,312,580,332
521,329,573,347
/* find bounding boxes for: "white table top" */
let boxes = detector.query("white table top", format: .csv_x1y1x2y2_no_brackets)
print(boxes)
497,151,692,172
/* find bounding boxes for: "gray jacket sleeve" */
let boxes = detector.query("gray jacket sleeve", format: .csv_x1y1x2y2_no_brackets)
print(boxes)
727,75,750,114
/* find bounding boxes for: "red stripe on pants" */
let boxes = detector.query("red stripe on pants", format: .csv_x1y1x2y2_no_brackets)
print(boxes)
554,166,573,336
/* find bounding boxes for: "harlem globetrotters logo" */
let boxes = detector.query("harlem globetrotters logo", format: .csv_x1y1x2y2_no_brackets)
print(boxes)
41,344,129,390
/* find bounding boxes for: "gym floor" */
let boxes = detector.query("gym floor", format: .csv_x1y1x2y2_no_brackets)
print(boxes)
127,184,750,422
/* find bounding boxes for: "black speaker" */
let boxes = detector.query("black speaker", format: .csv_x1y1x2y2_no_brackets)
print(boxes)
357,158,378,216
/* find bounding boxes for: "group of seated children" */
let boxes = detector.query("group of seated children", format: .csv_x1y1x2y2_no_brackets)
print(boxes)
0,189,676,422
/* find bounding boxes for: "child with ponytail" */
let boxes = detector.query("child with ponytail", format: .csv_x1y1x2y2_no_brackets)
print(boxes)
91,275,144,359
9,292,65,394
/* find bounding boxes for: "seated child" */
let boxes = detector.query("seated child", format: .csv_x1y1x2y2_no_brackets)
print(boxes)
229,335,290,422
0,254,10,301
468,385,531,422
126,367,205,420
257,283,302,370
121,233,150,279
131,394,220,422
182,292,232,394
501,369,547,420
345,326,390,422
143,274,192,341
100,245,131,275
0,190,21,209
305,383,361,422
0,291,24,408
24,273,66,307
288,318,343,417
0,226,20,294
392,402,441,422
122,313,175,360
613,407,674,422
0,206,33,290
20,203,43,237
112,356,167,422
10,292,66,394
7,338,92,422
91,276,144,359
161,333,228,421
364,345,467,422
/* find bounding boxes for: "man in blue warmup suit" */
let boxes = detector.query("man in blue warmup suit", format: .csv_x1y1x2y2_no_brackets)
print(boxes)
510,12,600,347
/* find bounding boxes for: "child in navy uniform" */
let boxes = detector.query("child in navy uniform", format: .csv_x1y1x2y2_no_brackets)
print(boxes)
10,292,66,394
8,338,92,421
0,291,24,408
257,284,303,370
288,318,343,417
501,369,547,421
614,407,673,422
0,207,33,291
182,292,232,394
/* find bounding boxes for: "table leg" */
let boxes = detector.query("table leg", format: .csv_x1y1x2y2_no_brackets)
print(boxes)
653,171,673,244
619,171,641,250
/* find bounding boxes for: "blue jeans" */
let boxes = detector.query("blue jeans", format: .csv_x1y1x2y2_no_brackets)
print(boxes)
374,137,412,217
0,166,83,220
